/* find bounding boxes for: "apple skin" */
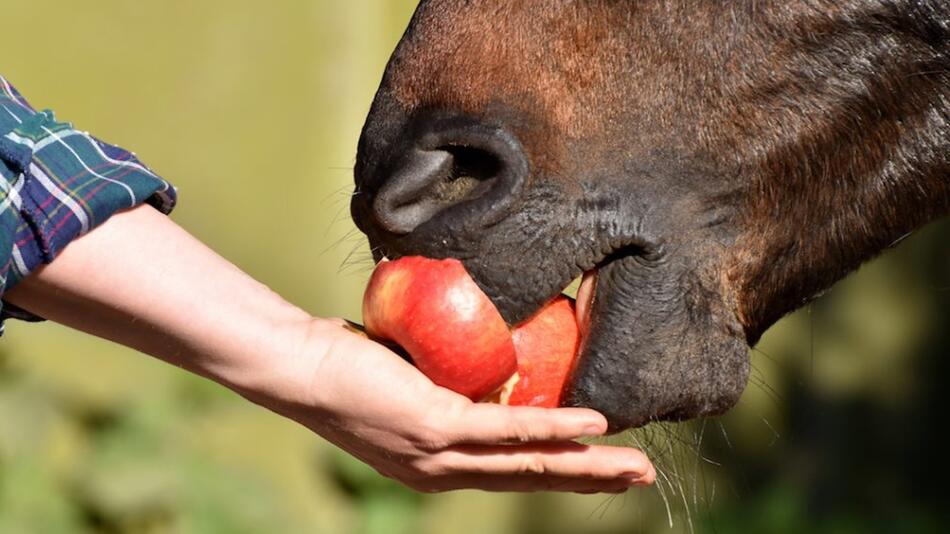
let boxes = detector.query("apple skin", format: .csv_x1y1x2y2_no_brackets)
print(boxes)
362,257,518,401
505,296,581,408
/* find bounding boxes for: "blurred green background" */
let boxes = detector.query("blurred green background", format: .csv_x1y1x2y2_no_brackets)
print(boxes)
1,2,948,533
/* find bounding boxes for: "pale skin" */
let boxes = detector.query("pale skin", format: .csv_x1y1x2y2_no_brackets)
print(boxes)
5,204,656,494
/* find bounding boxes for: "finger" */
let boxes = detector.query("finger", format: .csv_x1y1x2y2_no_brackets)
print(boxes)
434,441,655,483
413,473,642,494
444,403,608,445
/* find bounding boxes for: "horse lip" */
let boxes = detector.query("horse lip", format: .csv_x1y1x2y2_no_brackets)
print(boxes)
559,246,642,410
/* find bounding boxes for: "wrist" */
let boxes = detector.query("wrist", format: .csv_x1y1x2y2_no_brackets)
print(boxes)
222,315,341,419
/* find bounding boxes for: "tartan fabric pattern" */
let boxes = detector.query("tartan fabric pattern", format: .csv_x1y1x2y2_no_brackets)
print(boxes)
0,75,177,329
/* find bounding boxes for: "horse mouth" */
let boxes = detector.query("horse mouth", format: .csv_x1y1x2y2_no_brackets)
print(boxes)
534,246,646,408
367,236,663,429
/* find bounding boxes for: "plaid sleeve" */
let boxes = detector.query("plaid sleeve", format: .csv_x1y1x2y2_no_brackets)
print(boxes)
0,75,177,330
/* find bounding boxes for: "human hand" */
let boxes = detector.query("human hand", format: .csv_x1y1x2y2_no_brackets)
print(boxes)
282,320,656,494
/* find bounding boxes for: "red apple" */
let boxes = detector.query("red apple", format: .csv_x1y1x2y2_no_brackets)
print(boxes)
501,296,581,408
362,256,517,401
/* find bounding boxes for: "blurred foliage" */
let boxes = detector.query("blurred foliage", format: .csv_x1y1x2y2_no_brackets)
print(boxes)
1,1,948,533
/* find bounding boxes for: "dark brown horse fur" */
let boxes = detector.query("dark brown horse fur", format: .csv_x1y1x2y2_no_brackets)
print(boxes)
351,1,949,430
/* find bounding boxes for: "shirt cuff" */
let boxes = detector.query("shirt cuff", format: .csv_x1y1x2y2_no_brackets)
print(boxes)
0,84,177,330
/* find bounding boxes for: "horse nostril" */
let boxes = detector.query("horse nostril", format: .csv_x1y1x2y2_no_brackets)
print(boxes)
438,145,505,202
372,148,455,235
370,125,526,235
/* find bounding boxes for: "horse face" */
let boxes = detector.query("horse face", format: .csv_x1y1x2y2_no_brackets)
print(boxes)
351,1,949,430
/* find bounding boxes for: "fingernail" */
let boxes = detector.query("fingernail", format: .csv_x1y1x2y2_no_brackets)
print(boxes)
582,423,605,436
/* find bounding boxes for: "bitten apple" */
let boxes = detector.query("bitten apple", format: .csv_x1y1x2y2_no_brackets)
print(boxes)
362,257,518,401
502,296,581,408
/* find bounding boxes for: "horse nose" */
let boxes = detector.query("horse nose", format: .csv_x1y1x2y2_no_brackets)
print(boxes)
370,122,528,235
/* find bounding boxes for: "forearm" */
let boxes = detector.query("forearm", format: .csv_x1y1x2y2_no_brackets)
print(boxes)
3,204,324,408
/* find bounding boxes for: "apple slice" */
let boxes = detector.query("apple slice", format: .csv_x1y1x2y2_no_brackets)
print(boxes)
362,256,518,401
503,296,581,408
575,270,597,336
